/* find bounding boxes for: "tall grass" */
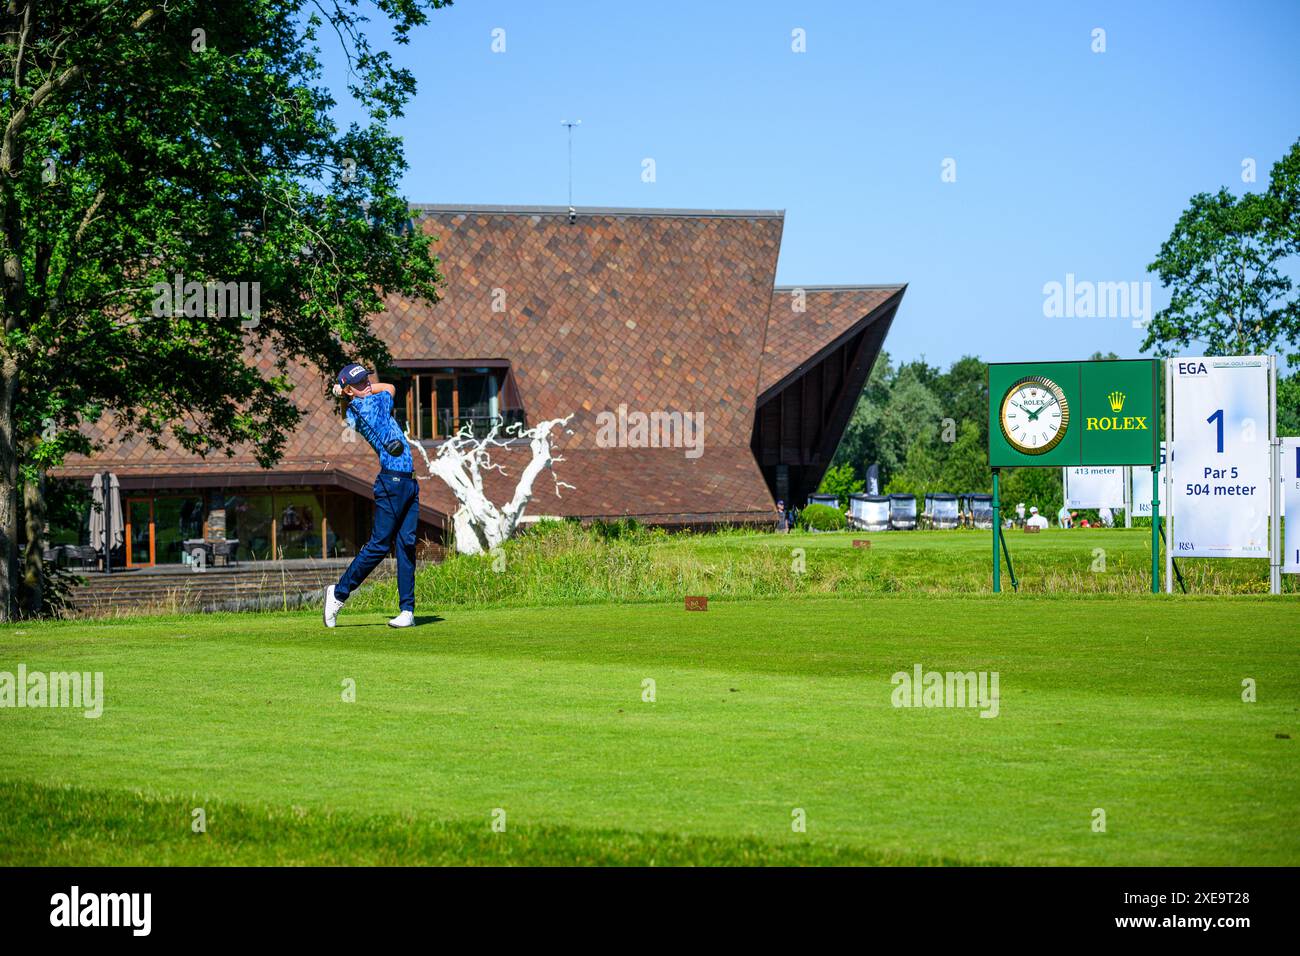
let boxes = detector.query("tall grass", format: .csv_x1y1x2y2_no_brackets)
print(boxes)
344,521,1292,611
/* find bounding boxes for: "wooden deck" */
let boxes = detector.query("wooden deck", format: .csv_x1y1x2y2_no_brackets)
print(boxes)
68,557,396,617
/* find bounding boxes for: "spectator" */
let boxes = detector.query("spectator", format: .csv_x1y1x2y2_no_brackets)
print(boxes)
1025,506,1050,529
1057,505,1072,529
1099,506,1114,528
775,500,789,534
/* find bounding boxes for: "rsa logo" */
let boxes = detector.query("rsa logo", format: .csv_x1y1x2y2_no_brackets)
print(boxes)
1177,361,1208,375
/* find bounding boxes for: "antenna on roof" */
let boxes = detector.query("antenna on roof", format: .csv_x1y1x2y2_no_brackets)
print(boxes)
560,119,581,222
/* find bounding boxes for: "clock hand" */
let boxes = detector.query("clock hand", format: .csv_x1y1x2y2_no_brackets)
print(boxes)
1026,396,1058,422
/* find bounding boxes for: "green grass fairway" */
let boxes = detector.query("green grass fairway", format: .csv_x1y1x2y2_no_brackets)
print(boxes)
2,594,1296,865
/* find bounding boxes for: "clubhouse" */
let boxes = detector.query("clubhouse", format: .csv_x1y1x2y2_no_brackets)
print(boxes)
52,205,905,566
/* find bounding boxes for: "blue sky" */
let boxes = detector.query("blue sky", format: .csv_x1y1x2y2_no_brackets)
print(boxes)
320,0,1300,369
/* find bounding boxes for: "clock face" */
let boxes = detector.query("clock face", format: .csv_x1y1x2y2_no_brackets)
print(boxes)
999,376,1069,455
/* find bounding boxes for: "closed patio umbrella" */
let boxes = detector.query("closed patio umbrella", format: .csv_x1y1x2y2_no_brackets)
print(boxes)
88,473,124,571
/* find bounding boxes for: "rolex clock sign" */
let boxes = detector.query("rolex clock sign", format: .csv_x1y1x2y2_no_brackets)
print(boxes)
988,360,1160,467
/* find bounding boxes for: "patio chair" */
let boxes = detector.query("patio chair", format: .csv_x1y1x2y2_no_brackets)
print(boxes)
211,539,239,567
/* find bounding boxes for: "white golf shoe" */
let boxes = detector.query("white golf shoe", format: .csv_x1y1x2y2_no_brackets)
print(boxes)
388,610,415,628
323,585,345,628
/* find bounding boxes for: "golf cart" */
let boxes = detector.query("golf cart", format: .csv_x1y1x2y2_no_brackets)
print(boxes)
964,493,994,529
924,493,960,530
848,493,891,531
888,493,917,530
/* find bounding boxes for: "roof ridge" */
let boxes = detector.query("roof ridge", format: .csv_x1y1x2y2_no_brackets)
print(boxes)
410,203,785,220
772,283,907,291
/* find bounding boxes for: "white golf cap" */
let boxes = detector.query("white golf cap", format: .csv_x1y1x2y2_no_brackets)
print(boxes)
1030,506,1039,513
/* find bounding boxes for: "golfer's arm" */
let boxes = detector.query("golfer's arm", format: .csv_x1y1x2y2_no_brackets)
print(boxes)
369,373,396,398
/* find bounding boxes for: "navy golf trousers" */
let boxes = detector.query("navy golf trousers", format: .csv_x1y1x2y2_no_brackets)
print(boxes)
335,471,419,612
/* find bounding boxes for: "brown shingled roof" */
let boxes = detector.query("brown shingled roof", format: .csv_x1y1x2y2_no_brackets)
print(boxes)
759,285,905,397
57,206,903,529
389,206,784,450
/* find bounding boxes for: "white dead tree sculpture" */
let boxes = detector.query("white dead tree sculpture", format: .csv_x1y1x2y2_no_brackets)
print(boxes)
411,416,575,555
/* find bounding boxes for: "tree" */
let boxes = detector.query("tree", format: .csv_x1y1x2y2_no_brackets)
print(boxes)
834,354,987,491
937,420,990,494
413,418,574,556
935,355,988,451
885,422,942,497
832,351,892,477
1278,371,1300,438
896,357,941,392
1141,139,1300,364
1000,466,1063,520
815,462,863,508
0,2,448,618
876,363,943,483
1266,137,1300,256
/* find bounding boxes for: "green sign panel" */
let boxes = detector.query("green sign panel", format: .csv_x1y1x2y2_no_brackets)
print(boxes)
988,359,1160,467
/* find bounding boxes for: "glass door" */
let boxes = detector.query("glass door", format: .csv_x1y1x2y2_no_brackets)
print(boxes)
434,374,455,436
457,372,498,436
126,497,154,567
154,496,204,565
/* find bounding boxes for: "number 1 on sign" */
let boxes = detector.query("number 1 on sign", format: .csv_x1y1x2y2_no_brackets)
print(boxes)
1207,408,1224,453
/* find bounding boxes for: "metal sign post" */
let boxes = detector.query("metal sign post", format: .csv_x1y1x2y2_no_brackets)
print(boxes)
1151,458,1160,594
992,469,1001,593
1124,466,1132,528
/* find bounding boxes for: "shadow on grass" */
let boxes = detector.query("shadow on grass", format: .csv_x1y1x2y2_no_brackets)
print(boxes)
0,779,976,866
332,614,445,628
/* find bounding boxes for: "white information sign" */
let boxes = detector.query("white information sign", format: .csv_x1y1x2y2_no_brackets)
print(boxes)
1170,357,1271,558
1284,437,1299,574
1064,467,1126,509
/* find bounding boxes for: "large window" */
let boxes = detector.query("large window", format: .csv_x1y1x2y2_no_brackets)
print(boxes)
390,366,525,440
227,489,365,561
95,488,372,564
323,493,360,557
224,493,273,561
276,491,323,560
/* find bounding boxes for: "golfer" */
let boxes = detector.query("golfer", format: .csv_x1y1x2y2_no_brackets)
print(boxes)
323,364,418,629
